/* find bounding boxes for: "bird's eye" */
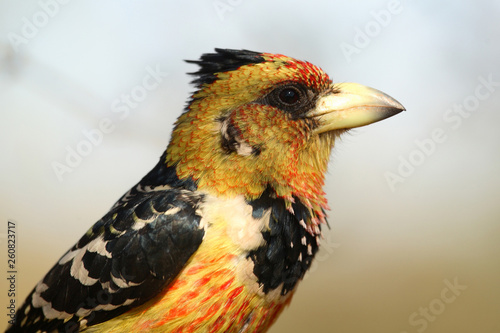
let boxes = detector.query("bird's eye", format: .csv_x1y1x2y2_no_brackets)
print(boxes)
279,88,300,105
261,83,316,117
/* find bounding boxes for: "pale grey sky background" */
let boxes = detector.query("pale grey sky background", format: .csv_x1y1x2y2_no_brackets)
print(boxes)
1,1,499,332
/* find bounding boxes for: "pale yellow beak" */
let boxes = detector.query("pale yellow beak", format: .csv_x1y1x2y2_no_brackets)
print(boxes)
309,82,405,134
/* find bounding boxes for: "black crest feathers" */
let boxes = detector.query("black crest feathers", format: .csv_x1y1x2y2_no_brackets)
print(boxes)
185,48,265,88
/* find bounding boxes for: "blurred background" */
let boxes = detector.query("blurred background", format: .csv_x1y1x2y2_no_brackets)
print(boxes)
1,1,499,332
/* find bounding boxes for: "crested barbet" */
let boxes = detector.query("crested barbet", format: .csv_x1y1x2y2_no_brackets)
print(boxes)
8,49,404,333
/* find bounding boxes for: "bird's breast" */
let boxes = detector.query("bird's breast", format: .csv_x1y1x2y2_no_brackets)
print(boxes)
92,195,294,333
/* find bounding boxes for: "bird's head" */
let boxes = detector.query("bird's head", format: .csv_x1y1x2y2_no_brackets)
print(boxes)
166,49,403,217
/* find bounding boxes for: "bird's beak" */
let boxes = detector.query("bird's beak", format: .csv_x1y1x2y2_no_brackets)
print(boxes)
308,82,405,134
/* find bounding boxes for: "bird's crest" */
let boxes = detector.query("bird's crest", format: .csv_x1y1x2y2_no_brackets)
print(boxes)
185,48,266,87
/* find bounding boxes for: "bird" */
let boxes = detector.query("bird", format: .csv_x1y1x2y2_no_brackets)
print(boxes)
7,48,404,333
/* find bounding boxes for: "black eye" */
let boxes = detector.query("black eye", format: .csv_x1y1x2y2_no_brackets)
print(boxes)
260,83,316,117
279,87,300,105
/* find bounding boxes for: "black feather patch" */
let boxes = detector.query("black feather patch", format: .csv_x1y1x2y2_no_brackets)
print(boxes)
219,116,262,156
186,48,265,88
8,187,205,333
247,188,320,295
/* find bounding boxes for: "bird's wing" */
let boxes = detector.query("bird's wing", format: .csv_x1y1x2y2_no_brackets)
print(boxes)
10,188,205,332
